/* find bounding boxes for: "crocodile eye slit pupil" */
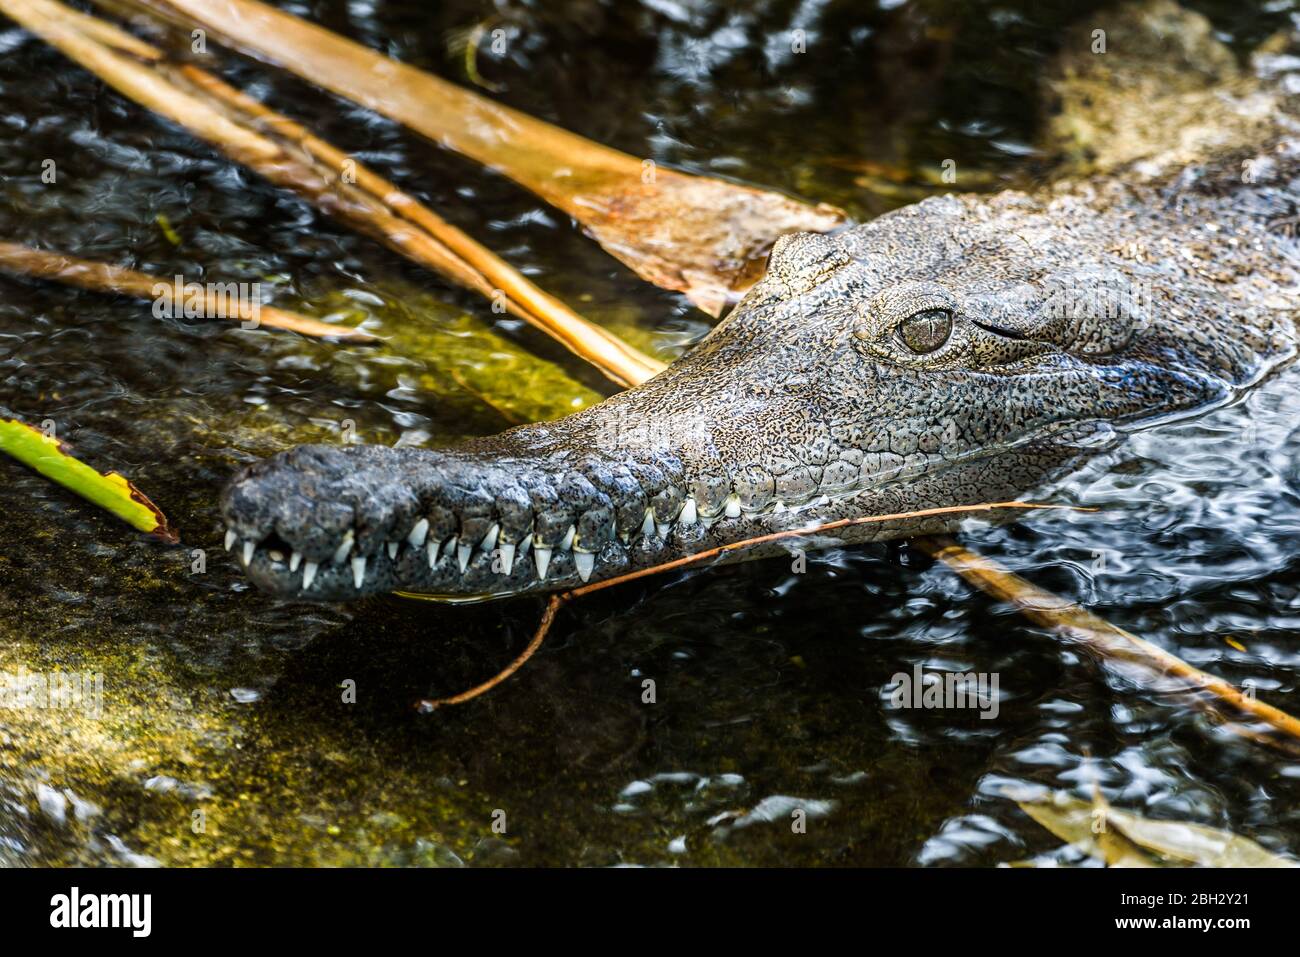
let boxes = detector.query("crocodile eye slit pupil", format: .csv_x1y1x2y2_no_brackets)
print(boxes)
898,308,953,354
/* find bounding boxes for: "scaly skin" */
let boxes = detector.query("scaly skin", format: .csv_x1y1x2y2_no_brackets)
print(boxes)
221,4,1300,602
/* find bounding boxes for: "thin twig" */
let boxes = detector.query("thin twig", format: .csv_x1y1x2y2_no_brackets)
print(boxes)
168,61,665,386
417,508,1300,747
568,502,1086,599
914,536,1300,744
1,0,662,387
111,0,847,316
0,240,373,340
416,593,566,711
416,501,1085,709
447,368,526,426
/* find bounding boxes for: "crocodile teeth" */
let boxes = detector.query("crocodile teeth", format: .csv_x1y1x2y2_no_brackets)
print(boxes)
332,530,354,564
480,524,500,552
302,561,318,590
724,494,741,519
407,518,429,548
242,540,255,566
498,541,515,575
656,522,670,539
679,497,698,525
574,550,594,583
457,542,472,573
518,535,532,558
224,529,237,552
559,525,576,551
269,550,285,563
534,546,553,580
640,508,655,539
387,541,399,560
289,551,302,572
351,555,367,589
426,540,440,568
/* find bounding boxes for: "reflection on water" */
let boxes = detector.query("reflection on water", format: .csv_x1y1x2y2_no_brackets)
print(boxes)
1,0,1298,866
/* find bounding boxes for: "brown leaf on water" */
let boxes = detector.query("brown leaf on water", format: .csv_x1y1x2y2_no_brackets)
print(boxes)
1014,789,1154,868
1105,807,1298,868
577,171,845,317
1012,789,1298,868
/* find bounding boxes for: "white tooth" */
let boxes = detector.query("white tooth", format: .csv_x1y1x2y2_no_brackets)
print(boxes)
427,540,440,568
242,540,256,566
457,542,472,573
224,529,237,551
289,551,302,572
332,530,354,564
773,500,787,513
480,523,499,552
387,541,398,560
724,494,741,519
351,555,367,589
302,561,318,590
559,525,576,551
640,508,655,539
656,522,671,539
679,497,698,525
534,546,552,580
407,518,429,548
574,550,595,582
269,550,285,563
701,512,717,529
518,535,532,558
498,541,515,575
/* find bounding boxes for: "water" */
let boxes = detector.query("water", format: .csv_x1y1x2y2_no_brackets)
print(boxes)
1,0,1298,866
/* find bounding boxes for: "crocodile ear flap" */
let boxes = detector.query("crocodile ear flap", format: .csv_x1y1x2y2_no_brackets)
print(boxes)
766,231,850,294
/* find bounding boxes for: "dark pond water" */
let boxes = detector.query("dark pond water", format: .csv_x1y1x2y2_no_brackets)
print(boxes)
1,0,1299,866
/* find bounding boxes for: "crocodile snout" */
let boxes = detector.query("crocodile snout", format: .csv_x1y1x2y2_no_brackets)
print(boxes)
220,440,702,600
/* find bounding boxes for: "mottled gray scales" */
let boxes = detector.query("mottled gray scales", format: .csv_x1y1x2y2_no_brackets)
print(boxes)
221,1,1300,601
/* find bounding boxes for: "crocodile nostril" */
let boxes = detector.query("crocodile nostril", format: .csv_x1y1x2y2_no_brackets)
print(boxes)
767,231,850,293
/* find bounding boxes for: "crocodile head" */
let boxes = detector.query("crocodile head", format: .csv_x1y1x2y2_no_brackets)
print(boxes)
221,190,1294,601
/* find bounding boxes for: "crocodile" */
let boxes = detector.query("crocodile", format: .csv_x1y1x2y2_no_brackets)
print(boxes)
221,1,1300,602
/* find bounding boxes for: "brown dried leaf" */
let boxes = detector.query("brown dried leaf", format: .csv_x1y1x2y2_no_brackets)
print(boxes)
124,0,847,314
1013,789,1298,868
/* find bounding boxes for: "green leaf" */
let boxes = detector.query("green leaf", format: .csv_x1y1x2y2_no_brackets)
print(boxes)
0,418,178,542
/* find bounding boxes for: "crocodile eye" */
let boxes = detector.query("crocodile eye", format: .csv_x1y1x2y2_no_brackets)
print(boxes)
897,308,953,354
